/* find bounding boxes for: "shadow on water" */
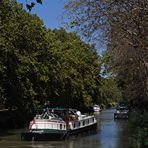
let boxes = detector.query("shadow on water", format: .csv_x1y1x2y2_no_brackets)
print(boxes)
0,130,19,137
0,109,132,148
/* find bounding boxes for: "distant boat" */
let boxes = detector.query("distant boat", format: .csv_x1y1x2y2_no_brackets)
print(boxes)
21,107,97,141
114,105,129,119
93,104,101,112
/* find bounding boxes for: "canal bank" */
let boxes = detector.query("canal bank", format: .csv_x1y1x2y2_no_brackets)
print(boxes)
0,109,31,132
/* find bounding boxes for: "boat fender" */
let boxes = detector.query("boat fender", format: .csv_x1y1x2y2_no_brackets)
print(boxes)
69,122,72,129
76,111,81,116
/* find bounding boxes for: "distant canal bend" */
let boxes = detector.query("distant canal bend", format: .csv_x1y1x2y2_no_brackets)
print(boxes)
0,109,132,148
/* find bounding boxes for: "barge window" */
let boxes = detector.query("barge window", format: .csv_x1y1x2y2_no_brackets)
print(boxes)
78,122,80,127
60,124,62,129
83,121,85,126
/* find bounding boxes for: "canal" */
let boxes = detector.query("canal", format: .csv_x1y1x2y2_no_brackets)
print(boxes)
0,109,132,148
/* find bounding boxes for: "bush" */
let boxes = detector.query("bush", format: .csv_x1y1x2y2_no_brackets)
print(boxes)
129,110,148,148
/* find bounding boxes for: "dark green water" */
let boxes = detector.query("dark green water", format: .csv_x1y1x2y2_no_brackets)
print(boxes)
0,109,132,148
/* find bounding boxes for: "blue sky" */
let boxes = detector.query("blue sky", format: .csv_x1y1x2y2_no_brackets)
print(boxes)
17,0,66,29
17,0,104,53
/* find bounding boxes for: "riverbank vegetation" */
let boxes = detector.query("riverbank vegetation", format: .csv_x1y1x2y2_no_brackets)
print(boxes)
0,0,120,126
129,110,148,148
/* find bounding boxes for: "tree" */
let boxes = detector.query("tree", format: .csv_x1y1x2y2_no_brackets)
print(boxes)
0,0,46,113
65,0,148,109
0,0,102,112
44,28,102,109
99,76,122,107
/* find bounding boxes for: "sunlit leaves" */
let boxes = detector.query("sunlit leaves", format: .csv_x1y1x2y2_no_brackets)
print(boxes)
1,0,102,113
44,28,101,108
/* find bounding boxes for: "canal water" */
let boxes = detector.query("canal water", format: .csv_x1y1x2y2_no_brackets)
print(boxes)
0,109,132,148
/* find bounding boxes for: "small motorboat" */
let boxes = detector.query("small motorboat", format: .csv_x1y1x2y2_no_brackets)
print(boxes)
21,107,97,141
114,106,129,119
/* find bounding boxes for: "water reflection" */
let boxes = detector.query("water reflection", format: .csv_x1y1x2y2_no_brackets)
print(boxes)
95,109,131,148
0,109,131,148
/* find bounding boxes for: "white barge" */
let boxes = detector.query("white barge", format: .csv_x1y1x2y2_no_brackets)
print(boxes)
21,107,97,141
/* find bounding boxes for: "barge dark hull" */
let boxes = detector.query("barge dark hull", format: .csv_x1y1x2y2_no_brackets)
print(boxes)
21,123,97,141
68,122,97,136
21,131,65,141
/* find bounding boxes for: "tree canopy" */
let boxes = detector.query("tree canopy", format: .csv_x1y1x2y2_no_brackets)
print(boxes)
65,0,148,110
1,0,116,113
0,0,124,116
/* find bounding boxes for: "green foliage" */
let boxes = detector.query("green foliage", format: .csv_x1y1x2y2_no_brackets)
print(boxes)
99,77,122,108
64,8,147,148
0,0,46,113
1,0,123,116
0,0,103,114
129,110,148,148
64,0,148,110
44,28,101,109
